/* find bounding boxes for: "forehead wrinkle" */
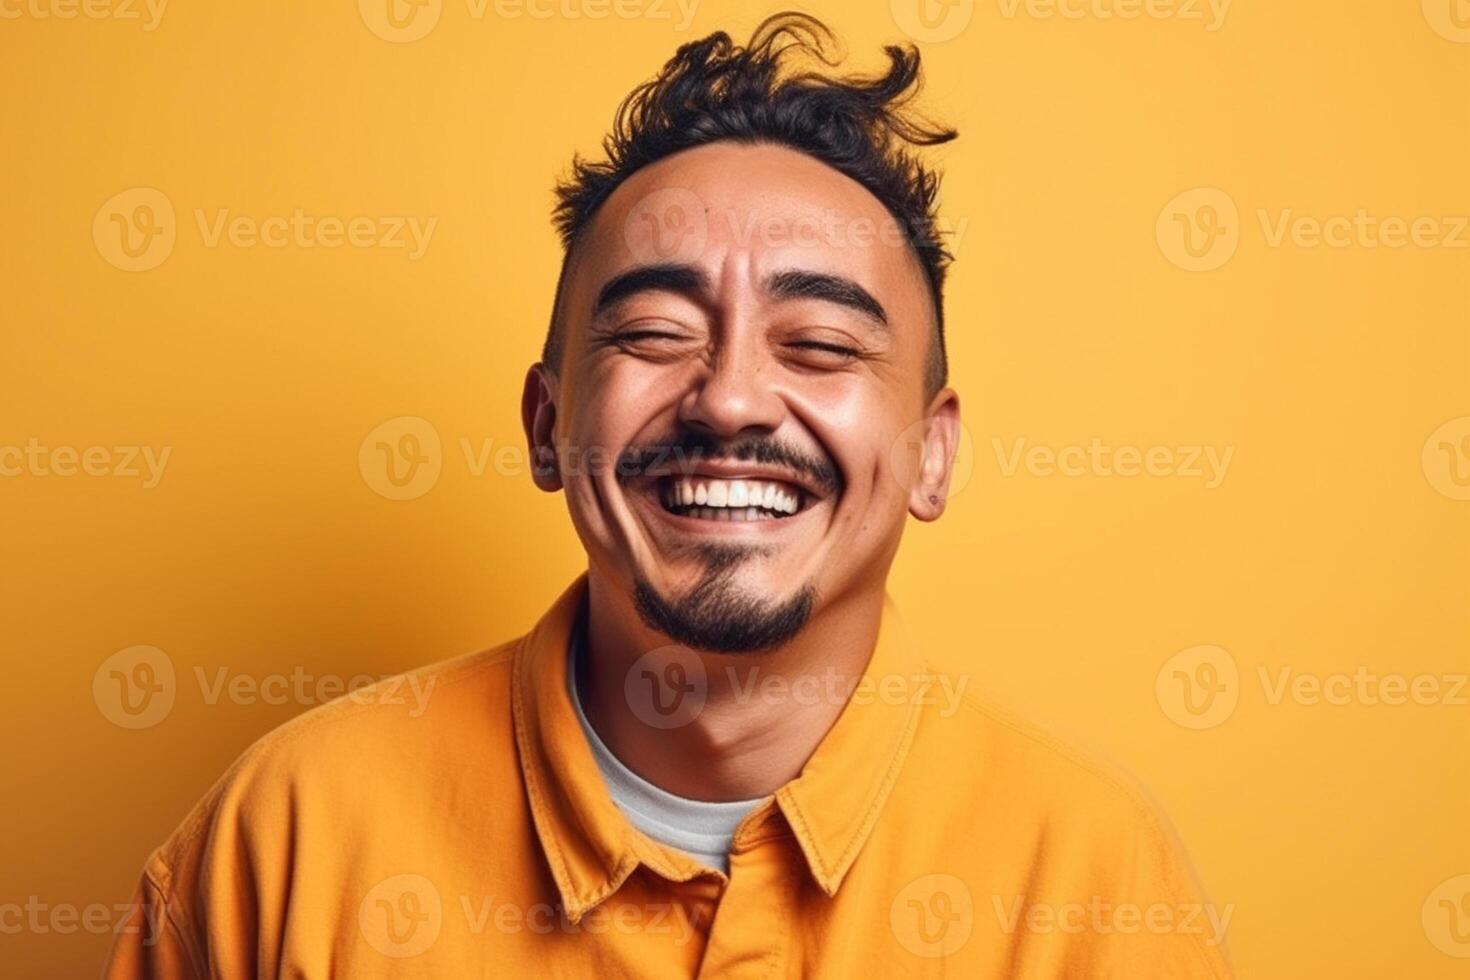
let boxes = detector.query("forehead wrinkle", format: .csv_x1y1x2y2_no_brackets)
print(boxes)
706,246,759,337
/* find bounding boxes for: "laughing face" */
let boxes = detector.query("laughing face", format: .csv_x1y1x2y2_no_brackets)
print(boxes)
523,142,960,653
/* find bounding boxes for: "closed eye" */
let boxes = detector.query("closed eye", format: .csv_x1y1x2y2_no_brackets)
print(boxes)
602,325,701,362
788,341,861,358
617,329,684,342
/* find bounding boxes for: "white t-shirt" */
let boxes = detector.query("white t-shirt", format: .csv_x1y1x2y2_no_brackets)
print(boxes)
566,629,766,873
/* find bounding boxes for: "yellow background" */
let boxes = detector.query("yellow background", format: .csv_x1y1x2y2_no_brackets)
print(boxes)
2,0,1467,975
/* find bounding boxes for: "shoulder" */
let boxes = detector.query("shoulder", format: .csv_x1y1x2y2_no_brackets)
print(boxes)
148,641,521,895
909,661,1207,887
112,641,525,976
918,665,1159,807
900,666,1233,975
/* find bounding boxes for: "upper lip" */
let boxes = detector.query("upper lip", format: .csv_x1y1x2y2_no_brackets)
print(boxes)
639,459,832,503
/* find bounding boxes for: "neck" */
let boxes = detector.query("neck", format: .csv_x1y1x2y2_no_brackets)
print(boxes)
578,568,886,802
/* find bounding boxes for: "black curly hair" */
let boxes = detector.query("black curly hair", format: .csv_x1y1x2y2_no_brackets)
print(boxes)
544,11,957,396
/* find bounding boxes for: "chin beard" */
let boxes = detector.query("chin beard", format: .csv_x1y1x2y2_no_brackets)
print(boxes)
632,545,816,653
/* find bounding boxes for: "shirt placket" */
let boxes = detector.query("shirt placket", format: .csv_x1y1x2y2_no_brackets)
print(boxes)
693,810,803,978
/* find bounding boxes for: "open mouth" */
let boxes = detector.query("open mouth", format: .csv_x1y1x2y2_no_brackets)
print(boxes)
656,476,811,523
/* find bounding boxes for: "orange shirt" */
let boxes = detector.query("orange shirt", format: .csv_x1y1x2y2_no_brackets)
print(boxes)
106,576,1234,978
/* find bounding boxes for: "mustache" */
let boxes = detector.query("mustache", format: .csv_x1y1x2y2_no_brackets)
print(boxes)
614,431,843,496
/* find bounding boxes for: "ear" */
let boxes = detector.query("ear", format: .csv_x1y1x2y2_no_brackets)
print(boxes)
520,363,562,492
908,388,962,522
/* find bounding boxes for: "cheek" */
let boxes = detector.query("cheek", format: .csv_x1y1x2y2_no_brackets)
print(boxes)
787,386,914,552
601,351,698,405
791,379,907,498
567,361,681,449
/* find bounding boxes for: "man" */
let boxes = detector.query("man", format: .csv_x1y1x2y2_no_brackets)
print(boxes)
108,13,1232,978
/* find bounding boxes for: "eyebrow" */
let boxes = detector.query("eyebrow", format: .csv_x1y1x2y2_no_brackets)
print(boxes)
592,264,709,320
589,263,889,329
765,269,888,328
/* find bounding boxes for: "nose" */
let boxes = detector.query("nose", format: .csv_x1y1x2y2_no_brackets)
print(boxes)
678,339,787,440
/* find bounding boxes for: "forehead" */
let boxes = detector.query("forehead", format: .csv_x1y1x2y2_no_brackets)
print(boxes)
568,141,932,317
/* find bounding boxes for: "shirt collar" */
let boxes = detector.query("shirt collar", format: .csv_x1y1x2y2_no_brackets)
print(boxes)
512,574,929,919
771,586,930,896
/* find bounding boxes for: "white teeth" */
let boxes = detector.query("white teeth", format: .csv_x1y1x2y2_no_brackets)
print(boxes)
661,477,804,518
